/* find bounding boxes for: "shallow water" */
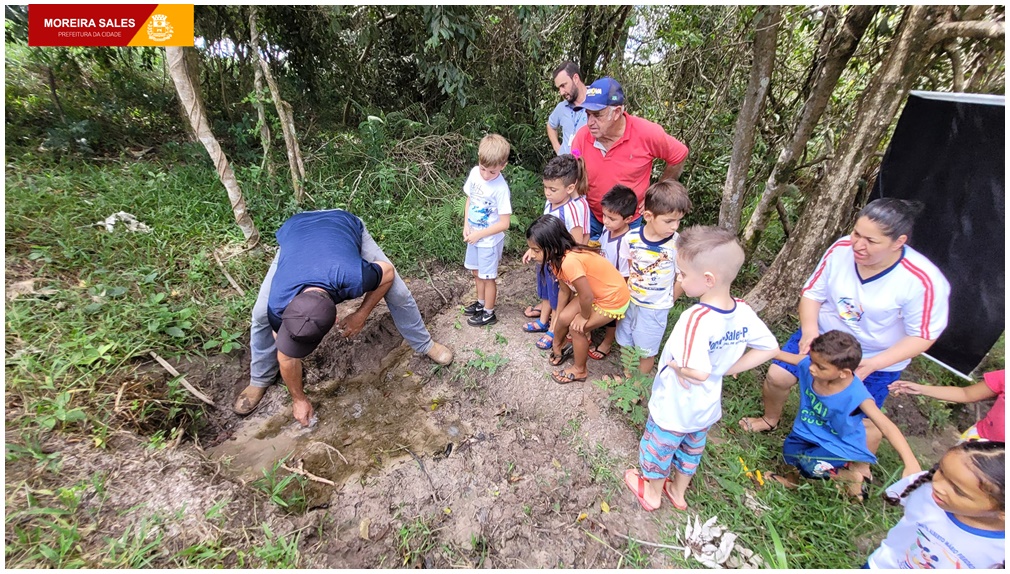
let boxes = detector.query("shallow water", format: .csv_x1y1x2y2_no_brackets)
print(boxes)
208,344,466,503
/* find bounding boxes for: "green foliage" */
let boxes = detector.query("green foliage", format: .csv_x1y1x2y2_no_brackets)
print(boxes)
593,346,653,426
397,515,439,566
248,523,301,568
252,458,307,514
466,349,509,375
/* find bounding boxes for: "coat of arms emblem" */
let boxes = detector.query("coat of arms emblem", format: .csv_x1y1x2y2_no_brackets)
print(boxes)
147,14,173,42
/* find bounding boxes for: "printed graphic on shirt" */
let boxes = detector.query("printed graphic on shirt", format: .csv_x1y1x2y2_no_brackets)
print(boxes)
627,229,678,309
901,526,975,569
837,296,864,323
800,387,834,432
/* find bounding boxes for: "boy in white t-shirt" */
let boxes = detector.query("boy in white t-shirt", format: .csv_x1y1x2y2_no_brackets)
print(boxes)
462,134,512,327
616,180,691,374
623,226,778,512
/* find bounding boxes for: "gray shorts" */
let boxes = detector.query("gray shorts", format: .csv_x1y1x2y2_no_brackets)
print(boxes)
464,240,504,279
616,303,670,357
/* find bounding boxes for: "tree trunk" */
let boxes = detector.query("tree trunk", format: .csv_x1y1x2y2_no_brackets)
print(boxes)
259,57,306,202
248,6,274,178
740,5,878,255
166,47,259,248
745,5,934,321
718,6,781,232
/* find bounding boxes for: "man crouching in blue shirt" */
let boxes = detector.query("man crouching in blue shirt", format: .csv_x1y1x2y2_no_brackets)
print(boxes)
235,209,454,426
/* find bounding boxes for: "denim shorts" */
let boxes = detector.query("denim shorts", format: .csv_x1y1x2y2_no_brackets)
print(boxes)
535,264,560,310
773,330,901,407
615,303,669,357
464,240,504,279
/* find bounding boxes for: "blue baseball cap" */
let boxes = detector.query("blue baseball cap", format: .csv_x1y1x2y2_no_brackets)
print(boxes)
574,77,625,111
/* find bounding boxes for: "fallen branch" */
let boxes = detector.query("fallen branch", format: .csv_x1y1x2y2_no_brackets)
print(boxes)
281,458,336,486
610,531,687,552
213,250,245,295
308,441,349,465
418,260,448,305
149,352,217,407
580,528,624,558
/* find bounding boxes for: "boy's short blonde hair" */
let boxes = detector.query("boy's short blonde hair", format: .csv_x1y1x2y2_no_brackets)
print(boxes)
644,180,692,216
676,225,745,282
479,134,510,168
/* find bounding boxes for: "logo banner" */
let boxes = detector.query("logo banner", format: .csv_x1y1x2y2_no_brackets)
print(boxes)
28,4,194,47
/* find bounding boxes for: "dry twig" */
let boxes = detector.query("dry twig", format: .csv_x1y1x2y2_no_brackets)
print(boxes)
281,458,336,486
149,352,217,407
213,250,245,295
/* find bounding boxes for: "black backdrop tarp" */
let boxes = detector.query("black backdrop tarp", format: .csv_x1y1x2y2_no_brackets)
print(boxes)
871,91,1005,378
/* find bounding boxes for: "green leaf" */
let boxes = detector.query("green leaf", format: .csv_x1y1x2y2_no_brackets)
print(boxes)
165,327,185,338
203,340,219,350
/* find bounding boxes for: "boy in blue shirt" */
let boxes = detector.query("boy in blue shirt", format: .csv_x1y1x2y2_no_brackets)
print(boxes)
769,330,921,500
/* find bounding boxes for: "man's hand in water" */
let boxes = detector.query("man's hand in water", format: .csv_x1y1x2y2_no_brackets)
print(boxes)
292,397,314,427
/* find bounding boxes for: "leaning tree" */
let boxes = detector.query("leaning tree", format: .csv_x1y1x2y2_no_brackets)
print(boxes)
742,5,1004,321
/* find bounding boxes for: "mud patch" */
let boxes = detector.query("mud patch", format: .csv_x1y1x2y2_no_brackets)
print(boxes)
209,343,469,508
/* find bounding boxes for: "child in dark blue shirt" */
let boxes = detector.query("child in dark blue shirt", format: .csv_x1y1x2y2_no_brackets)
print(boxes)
769,330,921,500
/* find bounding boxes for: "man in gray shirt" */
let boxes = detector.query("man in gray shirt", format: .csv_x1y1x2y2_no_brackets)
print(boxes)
547,61,588,156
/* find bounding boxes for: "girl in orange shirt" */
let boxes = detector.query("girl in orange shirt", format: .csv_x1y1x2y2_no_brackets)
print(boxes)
526,215,630,384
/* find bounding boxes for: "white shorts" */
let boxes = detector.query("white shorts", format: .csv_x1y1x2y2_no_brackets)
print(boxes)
615,303,670,357
464,240,504,279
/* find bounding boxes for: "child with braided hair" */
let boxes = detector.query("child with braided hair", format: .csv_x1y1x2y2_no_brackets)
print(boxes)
866,441,1005,569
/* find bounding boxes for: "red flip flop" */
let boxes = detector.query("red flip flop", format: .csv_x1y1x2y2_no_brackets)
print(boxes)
624,469,658,512
662,478,688,511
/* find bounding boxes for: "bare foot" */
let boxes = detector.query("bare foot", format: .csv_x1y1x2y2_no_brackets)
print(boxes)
832,467,868,501
662,479,688,510
766,472,799,489
738,416,778,433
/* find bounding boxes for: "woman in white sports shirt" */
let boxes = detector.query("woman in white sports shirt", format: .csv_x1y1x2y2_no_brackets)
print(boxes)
740,198,951,478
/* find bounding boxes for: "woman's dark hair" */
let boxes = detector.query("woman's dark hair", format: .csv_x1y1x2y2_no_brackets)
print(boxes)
526,214,588,277
884,440,1004,509
857,198,925,241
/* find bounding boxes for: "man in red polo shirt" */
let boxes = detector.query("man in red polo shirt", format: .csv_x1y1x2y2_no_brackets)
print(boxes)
571,77,689,240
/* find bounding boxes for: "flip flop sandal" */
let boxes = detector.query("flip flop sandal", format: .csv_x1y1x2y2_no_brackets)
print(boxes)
536,331,554,350
523,305,543,318
624,469,658,512
548,344,574,366
551,368,587,384
587,345,611,360
662,478,688,511
523,319,549,333
739,416,778,433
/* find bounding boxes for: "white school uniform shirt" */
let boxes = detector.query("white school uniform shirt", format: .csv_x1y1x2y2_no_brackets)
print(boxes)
801,237,950,372
464,166,512,248
867,472,1005,569
649,300,778,433
543,196,588,237
599,228,631,278
627,227,679,309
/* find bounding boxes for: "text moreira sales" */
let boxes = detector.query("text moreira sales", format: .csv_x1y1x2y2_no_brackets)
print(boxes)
44,18,136,28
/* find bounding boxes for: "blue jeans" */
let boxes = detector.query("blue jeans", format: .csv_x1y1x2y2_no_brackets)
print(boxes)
589,212,642,241
249,224,434,387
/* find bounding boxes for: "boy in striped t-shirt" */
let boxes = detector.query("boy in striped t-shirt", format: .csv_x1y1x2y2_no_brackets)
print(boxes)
623,226,778,512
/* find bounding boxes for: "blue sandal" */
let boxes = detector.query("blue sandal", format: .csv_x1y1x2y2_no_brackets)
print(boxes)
523,319,549,333
536,331,554,350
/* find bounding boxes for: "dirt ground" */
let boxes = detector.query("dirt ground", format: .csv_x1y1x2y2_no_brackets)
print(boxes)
5,256,978,568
